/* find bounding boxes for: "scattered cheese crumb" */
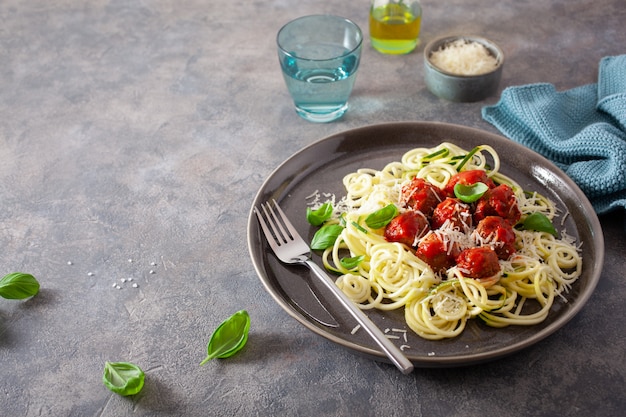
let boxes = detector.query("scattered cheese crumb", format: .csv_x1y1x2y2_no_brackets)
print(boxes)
87,272,94,276
132,283,138,288
67,261,73,265
351,325,361,334
149,270,155,274
400,345,411,351
398,330,408,343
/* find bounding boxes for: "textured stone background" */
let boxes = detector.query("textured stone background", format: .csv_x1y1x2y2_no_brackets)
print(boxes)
0,0,624,416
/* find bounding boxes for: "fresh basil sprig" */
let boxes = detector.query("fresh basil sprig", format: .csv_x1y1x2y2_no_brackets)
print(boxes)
310,224,344,250
306,203,333,226
0,272,40,299
453,182,489,203
521,212,558,236
200,310,251,365
102,361,145,396
365,204,398,229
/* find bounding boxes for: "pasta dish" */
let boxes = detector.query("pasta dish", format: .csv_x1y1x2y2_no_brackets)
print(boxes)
306,143,582,340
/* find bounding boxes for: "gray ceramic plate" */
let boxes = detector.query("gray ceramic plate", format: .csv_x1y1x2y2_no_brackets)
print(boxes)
247,122,604,368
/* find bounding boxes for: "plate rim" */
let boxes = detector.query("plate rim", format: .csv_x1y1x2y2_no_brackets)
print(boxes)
247,121,605,367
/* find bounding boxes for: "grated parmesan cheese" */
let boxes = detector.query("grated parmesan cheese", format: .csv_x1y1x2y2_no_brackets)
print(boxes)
429,39,498,76
306,190,351,220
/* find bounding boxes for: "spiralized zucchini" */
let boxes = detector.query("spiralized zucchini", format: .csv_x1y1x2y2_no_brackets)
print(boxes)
317,143,582,340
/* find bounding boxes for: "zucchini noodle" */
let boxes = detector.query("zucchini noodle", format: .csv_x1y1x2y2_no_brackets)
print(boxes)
313,142,583,341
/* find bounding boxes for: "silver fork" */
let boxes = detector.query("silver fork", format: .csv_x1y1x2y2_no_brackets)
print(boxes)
255,199,414,374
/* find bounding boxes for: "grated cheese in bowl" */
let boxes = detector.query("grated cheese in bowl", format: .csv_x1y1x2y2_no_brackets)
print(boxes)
429,39,499,76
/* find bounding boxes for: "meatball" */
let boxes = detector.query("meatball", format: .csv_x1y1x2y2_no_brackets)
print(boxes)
455,247,501,280
474,216,517,260
416,231,461,274
444,169,495,197
431,198,473,230
400,177,445,217
474,184,522,225
384,211,430,247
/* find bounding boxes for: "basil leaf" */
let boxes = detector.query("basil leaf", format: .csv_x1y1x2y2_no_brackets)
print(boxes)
306,203,333,226
365,204,398,229
102,361,145,396
522,212,558,236
200,310,250,365
0,272,40,299
310,224,344,250
453,182,489,203
340,255,364,270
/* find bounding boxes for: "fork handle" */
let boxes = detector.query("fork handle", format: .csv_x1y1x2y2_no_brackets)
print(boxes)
304,259,415,375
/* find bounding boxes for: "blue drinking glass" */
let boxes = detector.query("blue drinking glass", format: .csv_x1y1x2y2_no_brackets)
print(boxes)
277,15,363,123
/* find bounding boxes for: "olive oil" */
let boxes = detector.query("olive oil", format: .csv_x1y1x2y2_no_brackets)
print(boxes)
370,2,422,54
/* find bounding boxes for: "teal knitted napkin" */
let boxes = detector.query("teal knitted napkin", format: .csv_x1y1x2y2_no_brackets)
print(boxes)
482,55,626,215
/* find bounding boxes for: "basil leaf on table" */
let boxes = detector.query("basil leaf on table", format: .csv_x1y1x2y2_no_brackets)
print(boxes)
200,310,251,365
102,361,145,396
306,203,333,226
0,272,40,299
365,204,398,229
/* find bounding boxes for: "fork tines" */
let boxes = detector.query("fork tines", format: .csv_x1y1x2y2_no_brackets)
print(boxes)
257,200,294,246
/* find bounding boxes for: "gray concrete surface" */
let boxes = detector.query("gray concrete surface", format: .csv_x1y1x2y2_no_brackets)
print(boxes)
0,0,624,416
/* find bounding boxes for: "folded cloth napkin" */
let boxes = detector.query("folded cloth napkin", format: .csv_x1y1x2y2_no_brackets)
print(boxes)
482,55,626,216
